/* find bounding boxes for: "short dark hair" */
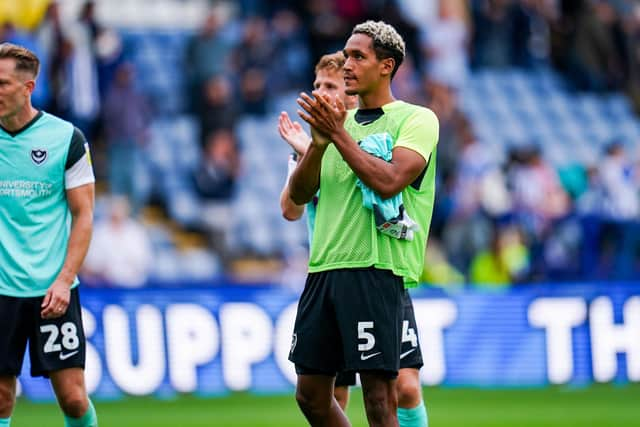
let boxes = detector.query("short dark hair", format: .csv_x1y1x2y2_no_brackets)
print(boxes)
0,43,40,78
352,21,405,80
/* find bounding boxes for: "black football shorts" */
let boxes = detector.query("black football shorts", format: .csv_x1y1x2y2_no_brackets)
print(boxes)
289,267,404,377
333,289,423,387
0,287,86,377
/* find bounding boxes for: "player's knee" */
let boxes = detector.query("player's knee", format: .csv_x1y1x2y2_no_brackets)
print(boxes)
58,392,88,418
295,386,328,417
295,387,316,412
396,375,422,406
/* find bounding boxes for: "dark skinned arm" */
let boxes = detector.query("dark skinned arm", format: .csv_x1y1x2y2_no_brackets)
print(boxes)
297,91,427,200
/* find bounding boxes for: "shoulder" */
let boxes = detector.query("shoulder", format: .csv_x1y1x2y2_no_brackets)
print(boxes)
393,103,439,137
401,103,438,125
40,111,74,128
38,112,76,139
385,101,438,128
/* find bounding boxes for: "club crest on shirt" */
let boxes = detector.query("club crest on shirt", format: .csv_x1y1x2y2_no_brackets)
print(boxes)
31,148,47,165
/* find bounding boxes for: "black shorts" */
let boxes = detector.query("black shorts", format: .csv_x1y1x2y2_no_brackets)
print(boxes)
0,288,86,378
333,290,423,387
399,290,423,370
289,267,404,376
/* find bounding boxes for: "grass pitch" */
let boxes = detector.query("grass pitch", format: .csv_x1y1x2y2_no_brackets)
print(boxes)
12,384,640,426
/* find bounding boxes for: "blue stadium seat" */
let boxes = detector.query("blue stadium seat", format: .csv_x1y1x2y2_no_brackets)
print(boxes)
460,67,640,169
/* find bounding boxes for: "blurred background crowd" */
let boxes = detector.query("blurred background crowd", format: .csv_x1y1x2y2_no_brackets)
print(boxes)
2,0,640,289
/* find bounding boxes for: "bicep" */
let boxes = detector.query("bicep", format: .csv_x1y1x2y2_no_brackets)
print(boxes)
390,108,438,188
66,184,95,216
389,147,428,189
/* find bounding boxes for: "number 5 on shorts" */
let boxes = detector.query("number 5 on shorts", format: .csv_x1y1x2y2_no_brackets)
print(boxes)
358,321,375,351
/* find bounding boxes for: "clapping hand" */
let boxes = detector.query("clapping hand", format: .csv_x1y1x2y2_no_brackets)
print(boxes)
278,112,311,156
297,91,347,145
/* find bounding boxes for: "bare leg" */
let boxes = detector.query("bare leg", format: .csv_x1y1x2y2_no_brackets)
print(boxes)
396,368,422,409
360,371,398,427
334,385,350,411
296,374,351,427
49,368,89,418
0,376,16,418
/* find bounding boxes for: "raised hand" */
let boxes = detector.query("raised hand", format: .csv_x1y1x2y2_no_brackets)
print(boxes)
278,111,311,156
297,91,347,141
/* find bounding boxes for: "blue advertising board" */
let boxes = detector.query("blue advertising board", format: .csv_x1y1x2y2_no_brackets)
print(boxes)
17,283,640,400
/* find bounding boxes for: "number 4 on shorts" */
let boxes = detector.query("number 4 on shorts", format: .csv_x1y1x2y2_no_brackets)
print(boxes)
402,320,418,347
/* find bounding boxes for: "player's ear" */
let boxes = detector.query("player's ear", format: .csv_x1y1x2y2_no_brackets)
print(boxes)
380,57,394,78
24,79,36,94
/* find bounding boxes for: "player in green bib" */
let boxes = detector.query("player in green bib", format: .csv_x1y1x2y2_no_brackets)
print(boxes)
0,43,98,427
288,21,438,427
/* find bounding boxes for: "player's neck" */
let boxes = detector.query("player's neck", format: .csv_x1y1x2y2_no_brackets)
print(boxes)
0,105,39,133
357,86,395,110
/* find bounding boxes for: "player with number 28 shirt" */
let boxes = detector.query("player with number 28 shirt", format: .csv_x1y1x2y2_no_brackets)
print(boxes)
0,43,98,427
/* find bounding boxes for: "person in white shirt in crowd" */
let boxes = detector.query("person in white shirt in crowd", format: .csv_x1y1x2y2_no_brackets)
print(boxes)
422,0,470,91
599,140,640,220
597,140,640,279
83,196,153,288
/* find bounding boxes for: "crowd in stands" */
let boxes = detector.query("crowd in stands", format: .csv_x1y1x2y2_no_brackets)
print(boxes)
2,0,640,287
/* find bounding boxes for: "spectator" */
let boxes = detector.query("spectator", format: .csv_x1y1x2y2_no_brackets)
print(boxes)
303,0,350,63
193,129,240,201
469,225,530,287
599,141,640,220
551,0,625,91
471,0,535,68
268,9,310,94
425,81,464,179
507,145,571,279
420,239,465,287
194,129,241,261
62,0,101,136
392,56,427,106
239,67,268,116
443,121,510,271
197,75,239,145
509,145,571,237
102,62,151,213
233,16,274,72
423,0,469,90
597,141,640,279
471,0,517,68
34,1,71,116
185,11,233,111
83,197,153,288
451,121,511,219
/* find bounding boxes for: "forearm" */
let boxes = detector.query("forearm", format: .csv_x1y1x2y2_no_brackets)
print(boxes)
331,128,403,199
289,143,326,205
280,185,305,221
56,211,93,286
